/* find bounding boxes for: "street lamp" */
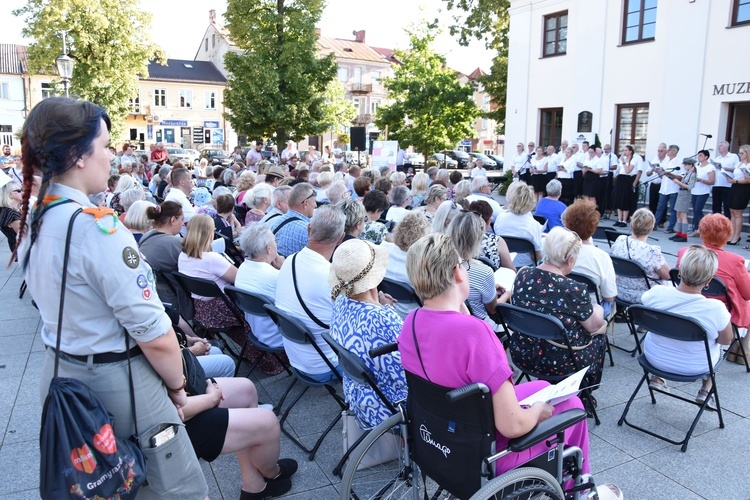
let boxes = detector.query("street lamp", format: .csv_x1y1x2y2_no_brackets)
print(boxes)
55,31,74,97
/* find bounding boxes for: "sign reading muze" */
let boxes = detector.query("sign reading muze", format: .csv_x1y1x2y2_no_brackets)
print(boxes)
712,83,750,96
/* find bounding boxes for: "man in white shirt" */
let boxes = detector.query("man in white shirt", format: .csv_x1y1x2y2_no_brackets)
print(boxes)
164,167,195,233
470,159,487,179
653,145,682,233
555,140,569,164
280,140,298,166
712,140,739,218
466,176,502,222
644,143,667,217
571,142,585,199
274,205,345,382
544,145,559,189
261,185,291,224
245,140,264,171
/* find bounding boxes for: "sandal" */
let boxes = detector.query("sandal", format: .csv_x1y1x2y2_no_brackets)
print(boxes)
695,387,713,405
648,377,670,392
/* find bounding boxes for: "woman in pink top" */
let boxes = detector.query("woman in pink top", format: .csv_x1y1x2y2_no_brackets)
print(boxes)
397,233,591,477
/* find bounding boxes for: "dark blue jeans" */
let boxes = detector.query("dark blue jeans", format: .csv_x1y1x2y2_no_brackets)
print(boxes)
691,193,710,232
654,193,677,230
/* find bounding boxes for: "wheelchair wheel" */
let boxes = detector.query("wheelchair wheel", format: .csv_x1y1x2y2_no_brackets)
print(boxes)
469,467,565,500
340,413,447,500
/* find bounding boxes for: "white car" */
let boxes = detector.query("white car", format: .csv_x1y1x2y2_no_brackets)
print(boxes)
184,149,200,166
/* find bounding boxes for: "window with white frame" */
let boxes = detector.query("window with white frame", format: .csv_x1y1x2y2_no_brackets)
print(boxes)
338,67,349,83
482,119,488,130
372,71,381,85
204,90,216,109
370,100,380,114
353,98,361,113
353,67,362,83
179,89,193,109
0,82,9,100
129,93,141,113
41,82,55,100
154,88,166,107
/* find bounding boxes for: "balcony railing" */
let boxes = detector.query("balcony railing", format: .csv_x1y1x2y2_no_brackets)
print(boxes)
349,83,373,93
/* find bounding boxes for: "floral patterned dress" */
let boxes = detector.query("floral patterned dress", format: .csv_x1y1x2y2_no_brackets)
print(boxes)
510,267,606,390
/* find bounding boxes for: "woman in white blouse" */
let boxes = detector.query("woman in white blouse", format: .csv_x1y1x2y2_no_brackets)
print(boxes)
530,147,549,202
557,147,576,205
690,149,715,236
727,145,750,245
581,146,603,205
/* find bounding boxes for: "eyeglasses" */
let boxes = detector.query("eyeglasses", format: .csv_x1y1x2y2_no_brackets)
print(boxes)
459,259,471,271
305,192,316,201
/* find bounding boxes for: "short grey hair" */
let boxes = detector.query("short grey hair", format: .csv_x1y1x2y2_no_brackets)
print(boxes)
389,171,406,186
326,180,350,205
309,204,345,245
289,182,315,207
436,168,450,184
426,166,438,178
316,171,334,188
454,179,472,199
424,184,448,205
630,208,655,236
337,198,366,234
470,176,489,193
240,221,275,259
391,185,411,206
251,184,273,208
679,245,718,287
432,200,462,234
447,210,484,259
542,226,582,267
212,186,232,200
124,200,154,232
546,179,562,197
272,185,292,205
120,188,146,212
222,169,236,185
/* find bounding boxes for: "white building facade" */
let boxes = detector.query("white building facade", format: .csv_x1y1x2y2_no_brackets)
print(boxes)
506,0,750,158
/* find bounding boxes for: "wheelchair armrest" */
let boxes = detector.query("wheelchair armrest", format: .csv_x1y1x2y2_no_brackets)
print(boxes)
369,342,398,358
508,408,586,452
446,383,490,403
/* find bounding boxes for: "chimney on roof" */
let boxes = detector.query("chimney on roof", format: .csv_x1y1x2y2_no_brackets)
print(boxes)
354,30,365,43
209,9,216,23
315,28,321,37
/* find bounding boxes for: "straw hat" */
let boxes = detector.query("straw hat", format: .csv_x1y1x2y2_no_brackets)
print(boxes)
329,239,388,299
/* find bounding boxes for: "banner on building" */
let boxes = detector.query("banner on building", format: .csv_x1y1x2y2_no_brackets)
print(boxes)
193,126,204,144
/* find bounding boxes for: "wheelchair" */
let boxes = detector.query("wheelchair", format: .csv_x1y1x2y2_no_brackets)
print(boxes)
340,344,598,500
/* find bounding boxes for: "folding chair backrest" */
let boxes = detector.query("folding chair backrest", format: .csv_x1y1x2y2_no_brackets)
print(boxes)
476,255,498,272
567,271,601,303
667,271,732,312
405,371,495,500
173,271,224,299
322,332,396,414
604,229,629,249
225,286,274,316
495,303,567,343
498,235,536,256
1,226,16,252
669,268,680,287
263,303,313,346
610,255,651,284
378,277,423,306
533,214,547,226
628,305,707,343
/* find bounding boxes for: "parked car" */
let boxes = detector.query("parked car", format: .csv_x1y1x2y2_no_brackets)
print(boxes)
428,153,458,169
166,147,192,166
403,153,425,169
184,149,200,166
468,152,498,169
442,150,471,169
133,150,148,161
487,154,505,170
201,148,233,167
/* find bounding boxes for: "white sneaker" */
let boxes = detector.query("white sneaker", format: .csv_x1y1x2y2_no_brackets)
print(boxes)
593,483,624,500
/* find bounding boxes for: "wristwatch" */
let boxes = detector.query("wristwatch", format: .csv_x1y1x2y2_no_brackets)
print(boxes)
167,375,187,393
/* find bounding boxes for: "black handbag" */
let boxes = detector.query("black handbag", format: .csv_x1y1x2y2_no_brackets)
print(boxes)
39,209,147,499
182,348,208,396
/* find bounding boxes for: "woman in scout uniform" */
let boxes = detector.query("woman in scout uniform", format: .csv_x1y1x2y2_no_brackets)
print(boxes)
14,97,208,498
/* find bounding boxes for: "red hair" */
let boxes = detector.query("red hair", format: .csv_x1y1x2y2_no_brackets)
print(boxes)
699,213,732,247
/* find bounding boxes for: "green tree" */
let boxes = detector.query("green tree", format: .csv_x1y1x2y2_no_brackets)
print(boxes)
223,0,337,147
375,27,479,158
320,80,357,134
14,0,165,139
442,0,510,131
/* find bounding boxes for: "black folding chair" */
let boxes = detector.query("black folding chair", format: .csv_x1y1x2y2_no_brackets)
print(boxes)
604,229,629,249
476,255,499,272
567,271,615,367
495,303,601,425
321,332,398,477
224,286,292,378
618,305,725,452
532,214,547,227
610,255,654,355
377,277,423,307
497,235,539,267
172,272,247,370
263,304,347,460
669,270,749,372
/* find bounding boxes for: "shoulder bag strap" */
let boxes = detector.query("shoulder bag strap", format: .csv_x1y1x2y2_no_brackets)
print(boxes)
291,253,329,329
410,310,431,382
53,208,83,378
272,216,301,235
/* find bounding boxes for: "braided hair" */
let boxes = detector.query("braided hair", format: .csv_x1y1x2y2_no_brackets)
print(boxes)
12,97,111,267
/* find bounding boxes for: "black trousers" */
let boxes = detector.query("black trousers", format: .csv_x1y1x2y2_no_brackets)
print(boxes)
648,182,660,216
712,186,731,218
573,171,584,199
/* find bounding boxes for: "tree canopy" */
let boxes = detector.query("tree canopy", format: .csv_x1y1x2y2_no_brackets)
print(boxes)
14,0,165,139
223,0,337,146
320,80,357,135
442,0,510,131
374,27,479,158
